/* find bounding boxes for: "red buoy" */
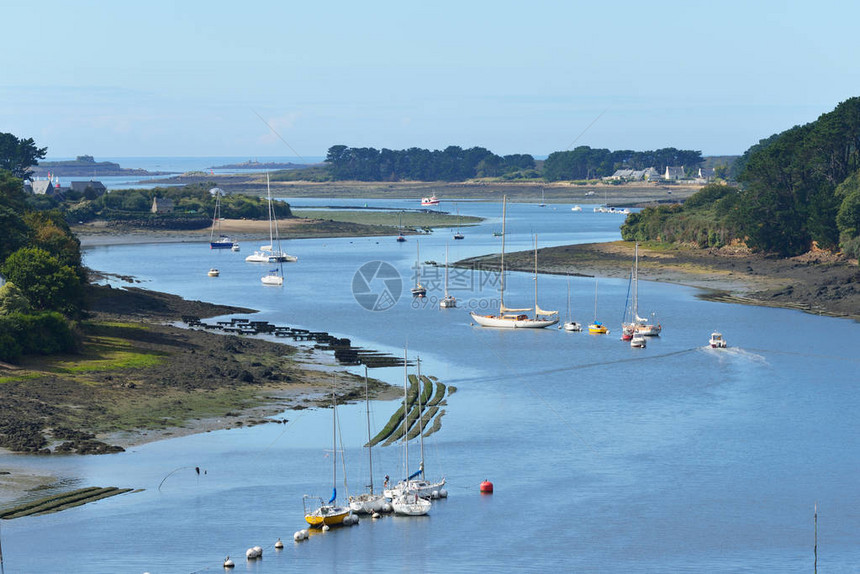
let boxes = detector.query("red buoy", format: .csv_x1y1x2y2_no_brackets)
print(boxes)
480,480,494,494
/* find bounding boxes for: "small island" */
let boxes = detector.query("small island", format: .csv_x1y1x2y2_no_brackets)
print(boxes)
31,155,170,177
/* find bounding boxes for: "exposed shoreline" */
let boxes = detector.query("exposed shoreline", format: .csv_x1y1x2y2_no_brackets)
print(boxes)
457,241,859,321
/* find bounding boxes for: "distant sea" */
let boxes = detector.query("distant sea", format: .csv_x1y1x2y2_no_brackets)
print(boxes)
42,156,326,190
43,156,326,174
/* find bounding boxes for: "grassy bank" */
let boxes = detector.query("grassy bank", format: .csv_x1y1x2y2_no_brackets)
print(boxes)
0,285,397,456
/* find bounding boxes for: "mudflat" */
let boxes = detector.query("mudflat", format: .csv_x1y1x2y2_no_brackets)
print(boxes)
459,241,859,320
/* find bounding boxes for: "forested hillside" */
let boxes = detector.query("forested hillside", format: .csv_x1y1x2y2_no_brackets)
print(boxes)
622,97,860,258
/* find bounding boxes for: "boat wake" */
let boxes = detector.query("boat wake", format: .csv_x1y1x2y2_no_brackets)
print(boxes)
700,345,768,364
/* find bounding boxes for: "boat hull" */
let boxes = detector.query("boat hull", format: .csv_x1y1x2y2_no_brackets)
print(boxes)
636,324,662,336
304,505,350,527
349,494,386,514
470,312,558,329
588,323,608,334
391,494,431,516
210,241,233,249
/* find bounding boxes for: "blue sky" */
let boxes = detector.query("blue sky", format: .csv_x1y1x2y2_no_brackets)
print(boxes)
3,0,858,159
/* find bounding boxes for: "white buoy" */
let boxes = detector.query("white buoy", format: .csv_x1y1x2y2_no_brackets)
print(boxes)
431,490,440,499
246,548,256,560
253,545,263,558
294,531,304,542
275,538,284,549
223,556,235,568
301,529,310,539
372,512,381,519
322,524,330,532
382,502,393,512
439,488,448,498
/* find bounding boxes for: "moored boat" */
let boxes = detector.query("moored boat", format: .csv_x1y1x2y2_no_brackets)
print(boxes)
303,388,352,527
421,195,440,206
470,197,558,329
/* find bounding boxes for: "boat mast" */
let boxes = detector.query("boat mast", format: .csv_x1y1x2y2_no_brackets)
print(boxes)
444,243,450,299
266,172,274,248
593,279,599,322
533,234,538,317
332,385,337,504
499,196,507,311
417,356,425,480
402,346,409,482
633,242,639,320
364,366,374,494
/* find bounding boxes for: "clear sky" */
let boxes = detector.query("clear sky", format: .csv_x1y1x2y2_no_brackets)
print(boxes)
3,0,858,159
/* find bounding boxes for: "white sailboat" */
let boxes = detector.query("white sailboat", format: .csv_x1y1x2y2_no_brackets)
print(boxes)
349,367,387,514
261,264,284,286
303,387,351,527
440,243,456,308
622,243,662,336
411,240,426,297
453,203,464,240
209,189,235,249
562,278,582,331
246,173,297,264
470,196,559,329
389,350,432,516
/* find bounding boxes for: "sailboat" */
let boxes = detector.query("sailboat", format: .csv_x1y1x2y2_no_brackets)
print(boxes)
470,197,559,328
303,387,351,527
562,278,582,331
396,212,407,242
588,279,609,334
349,367,387,514
440,243,456,308
453,204,464,240
622,243,662,336
387,354,438,515
246,173,298,263
209,190,235,249
261,263,284,286
411,241,426,297
538,187,546,207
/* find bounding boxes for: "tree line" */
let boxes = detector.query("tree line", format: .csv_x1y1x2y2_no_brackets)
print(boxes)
621,97,860,258
324,145,537,181
543,146,704,181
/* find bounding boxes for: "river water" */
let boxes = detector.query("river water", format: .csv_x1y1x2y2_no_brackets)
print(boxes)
1,199,858,573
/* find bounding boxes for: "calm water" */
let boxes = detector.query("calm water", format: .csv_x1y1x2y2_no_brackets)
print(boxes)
2,199,858,573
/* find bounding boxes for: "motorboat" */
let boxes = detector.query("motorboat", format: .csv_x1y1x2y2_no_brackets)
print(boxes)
571,205,582,212
421,195,440,206
207,268,220,277
709,332,727,348
630,332,647,348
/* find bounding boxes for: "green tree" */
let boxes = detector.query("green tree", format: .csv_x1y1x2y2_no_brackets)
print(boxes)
0,247,84,316
0,282,31,315
0,133,47,179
